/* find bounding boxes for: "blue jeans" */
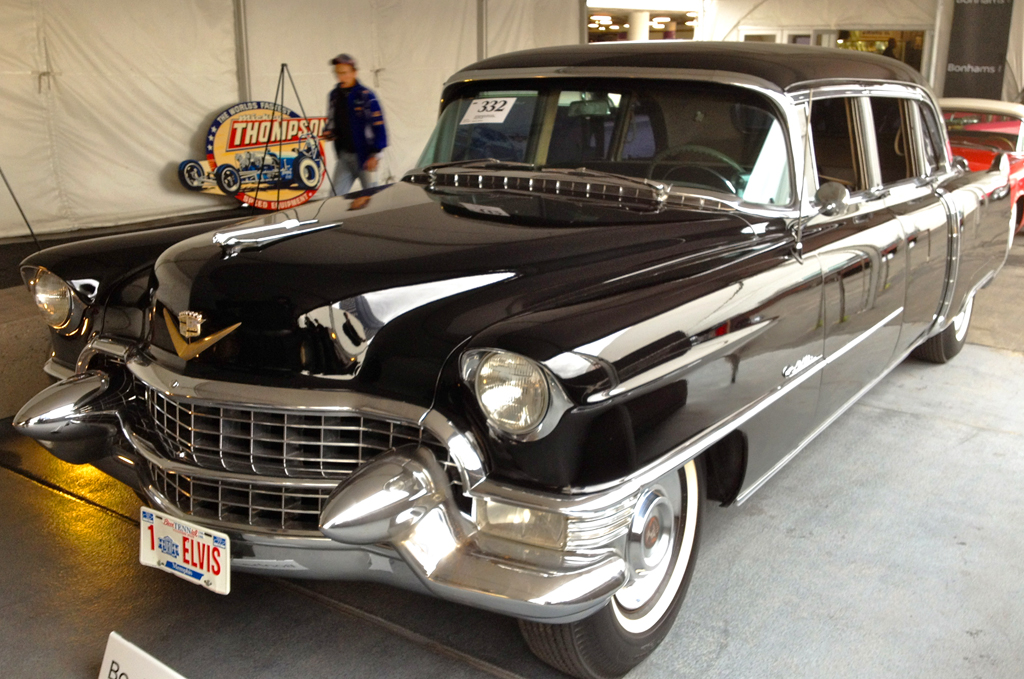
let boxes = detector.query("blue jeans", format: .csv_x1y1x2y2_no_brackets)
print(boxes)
333,152,376,196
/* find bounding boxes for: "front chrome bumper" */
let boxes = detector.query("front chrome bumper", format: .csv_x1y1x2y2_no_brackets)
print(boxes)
15,353,631,623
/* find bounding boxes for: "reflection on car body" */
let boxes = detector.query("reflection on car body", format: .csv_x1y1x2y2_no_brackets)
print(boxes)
14,43,1015,678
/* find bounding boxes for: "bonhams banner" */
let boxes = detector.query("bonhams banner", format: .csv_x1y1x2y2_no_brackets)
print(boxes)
178,102,328,210
944,0,1016,100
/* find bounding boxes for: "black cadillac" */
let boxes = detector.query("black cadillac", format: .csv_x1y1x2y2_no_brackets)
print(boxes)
15,43,1014,678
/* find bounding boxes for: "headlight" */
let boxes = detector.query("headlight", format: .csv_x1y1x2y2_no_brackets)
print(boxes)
30,269,73,328
473,351,550,435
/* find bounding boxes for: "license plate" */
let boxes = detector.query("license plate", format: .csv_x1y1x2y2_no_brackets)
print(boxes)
140,509,230,595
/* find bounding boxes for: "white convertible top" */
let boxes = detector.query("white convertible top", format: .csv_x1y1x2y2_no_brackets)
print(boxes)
940,98,1024,118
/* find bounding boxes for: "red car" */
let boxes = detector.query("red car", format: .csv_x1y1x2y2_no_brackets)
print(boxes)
941,97,1024,233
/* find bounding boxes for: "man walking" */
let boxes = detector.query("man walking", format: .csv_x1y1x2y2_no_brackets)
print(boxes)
323,54,387,195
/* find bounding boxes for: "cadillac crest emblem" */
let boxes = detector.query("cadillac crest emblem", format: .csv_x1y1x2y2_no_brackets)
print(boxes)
178,311,206,338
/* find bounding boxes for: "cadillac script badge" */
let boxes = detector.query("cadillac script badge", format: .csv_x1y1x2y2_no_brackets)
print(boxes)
178,311,206,338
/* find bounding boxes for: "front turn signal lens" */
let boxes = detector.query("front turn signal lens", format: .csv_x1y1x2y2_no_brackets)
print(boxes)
31,269,73,328
479,499,568,550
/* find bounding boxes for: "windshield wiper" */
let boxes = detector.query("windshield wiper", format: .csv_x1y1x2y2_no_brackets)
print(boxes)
421,158,538,173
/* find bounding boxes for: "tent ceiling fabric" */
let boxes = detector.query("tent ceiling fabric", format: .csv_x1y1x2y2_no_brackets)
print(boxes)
0,0,580,240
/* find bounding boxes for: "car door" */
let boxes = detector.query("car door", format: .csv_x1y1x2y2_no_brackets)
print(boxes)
800,94,908,421
868,96,953,355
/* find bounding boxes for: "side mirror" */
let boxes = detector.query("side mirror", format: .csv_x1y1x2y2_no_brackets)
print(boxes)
814,181,850,217
952,156,970,173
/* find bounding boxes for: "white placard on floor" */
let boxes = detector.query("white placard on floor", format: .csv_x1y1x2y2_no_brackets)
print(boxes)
99,632,188,679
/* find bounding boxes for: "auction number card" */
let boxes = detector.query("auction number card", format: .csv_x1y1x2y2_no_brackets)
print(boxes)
460,98,517,125
140,508,230,595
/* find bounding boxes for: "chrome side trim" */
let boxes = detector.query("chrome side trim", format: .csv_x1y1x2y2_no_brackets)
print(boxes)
933,189,965,332
585,319,775,404
736,337,918,505
787,81,933,102
825,307,904,365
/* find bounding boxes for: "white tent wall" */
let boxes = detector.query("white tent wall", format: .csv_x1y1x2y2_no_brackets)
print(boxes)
0,0,582,241
243,0,479,195
485,0,582,58
0,0,239,239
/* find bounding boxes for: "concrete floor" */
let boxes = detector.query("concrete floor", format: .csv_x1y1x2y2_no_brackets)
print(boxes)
1,238,1022,678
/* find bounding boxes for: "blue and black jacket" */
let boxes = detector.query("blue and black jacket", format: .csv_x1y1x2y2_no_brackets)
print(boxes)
325,81,388,167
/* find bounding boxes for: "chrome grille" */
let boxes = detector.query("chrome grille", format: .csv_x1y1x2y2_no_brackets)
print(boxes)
144,460,332,533
143,385,452,480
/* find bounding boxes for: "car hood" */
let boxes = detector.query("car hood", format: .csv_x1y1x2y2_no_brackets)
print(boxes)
150,180,782,406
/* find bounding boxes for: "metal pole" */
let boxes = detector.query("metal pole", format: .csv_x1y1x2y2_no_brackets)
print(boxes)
0,161,41,250
233,0,252,101
477,0,488,61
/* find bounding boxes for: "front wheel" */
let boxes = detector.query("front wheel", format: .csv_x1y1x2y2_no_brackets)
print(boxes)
913,294,974,364
519,458,705,679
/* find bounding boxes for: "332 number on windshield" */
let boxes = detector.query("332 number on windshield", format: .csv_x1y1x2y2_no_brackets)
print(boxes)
460,97,517,125
475,100,508,113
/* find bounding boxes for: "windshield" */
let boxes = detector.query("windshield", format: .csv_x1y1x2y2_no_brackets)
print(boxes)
417,80,793,206
944,110,1021,152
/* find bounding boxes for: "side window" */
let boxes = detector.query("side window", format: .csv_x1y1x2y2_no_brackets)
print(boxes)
916,103,948,174
810,97,865,191
869,97,913,185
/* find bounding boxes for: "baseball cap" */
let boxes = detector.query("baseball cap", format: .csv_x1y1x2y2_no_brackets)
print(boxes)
330,53,356,68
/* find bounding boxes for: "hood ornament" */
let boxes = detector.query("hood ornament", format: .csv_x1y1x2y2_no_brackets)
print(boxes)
163,308,241,361
212,218,341,257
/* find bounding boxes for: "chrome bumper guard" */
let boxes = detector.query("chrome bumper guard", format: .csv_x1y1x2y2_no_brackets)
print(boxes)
15,355,630,623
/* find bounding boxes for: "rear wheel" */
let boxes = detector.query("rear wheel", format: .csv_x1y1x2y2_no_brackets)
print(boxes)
518,458,704,679
913,294,974,363
177,160,205,190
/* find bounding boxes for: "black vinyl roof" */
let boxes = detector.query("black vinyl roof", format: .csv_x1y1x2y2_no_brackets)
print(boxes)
456,42,927,92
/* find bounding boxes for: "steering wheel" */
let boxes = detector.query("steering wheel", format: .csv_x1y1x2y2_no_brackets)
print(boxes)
981,136,1016,151
657,163,738,194
648,144,744,176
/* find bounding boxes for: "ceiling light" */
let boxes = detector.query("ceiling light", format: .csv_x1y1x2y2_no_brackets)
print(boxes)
650,22,666,29
837,39,844,44
624,23,630,28
591,15,611,21
684,19,697,25
610,25,619,29
599,26,606,30
653,17,671,22
588,23,599,27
